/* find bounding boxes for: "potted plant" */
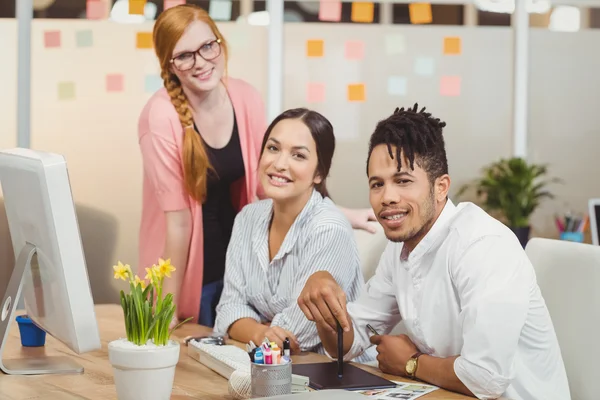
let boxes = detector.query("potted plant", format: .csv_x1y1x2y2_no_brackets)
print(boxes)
108,259,191,400
455,157,560,248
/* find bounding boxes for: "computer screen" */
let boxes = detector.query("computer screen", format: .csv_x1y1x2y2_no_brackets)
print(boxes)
0,148,101,375
588,199,600,246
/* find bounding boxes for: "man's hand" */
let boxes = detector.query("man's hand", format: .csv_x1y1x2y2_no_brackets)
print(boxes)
259,326,300,354
370,334,419,377
297,271,349,334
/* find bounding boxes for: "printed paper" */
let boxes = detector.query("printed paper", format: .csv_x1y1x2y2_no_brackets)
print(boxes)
355,381,438,399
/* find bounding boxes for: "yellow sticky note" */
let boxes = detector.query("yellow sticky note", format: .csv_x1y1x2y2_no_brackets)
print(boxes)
306,39,324,57
409,3,432,24
443,37,461,55
129,0,146,15
351,2,374,23
347,84,365,102
136,32,153,49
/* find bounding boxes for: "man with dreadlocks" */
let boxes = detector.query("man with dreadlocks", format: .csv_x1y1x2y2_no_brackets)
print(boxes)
297,105,569,400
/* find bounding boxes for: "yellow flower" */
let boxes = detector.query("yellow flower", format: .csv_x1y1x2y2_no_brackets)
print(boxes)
145,266,156,281
156,258,176,278
113,261,130,281
133,275,147,289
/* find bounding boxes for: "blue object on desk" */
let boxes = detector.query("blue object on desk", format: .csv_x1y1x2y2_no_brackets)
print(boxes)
560,231,584,243
16,315,46,347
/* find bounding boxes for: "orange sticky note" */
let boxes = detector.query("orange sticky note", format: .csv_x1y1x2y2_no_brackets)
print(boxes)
106,74,124,92
44,30,61,48
129,0,146,15
345,40,364,60
306,83,325,103
351,2,374,23
443,37,461,55
306,39,324,57
319,0,342,21
347,84,366,102
409,3,432,24
440,76,461,97
136,32,153,49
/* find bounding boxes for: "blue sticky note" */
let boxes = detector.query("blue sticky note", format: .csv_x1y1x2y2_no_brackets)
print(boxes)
414,57,435,76
75,30,93,48
145,74,163,93
209,0,232,21
387,76,407,96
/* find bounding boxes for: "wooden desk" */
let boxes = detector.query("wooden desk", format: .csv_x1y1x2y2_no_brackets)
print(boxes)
0,305,474,399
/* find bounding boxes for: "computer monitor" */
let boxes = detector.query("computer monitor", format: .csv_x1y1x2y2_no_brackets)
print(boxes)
0,148,101,375
588,199,600,246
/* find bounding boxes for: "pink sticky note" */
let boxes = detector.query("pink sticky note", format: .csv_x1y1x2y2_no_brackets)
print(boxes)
87,0,108,19
319,0,342,22
106,74,124,92
345,40,365,60
164,0,185,10
440,76,461,97
306,83,325,103
44,31,61,48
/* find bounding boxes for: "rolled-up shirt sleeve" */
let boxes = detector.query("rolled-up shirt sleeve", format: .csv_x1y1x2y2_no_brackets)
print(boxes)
271,223,363,351
213,212,262,335
343,243,402,361
452,235,531,399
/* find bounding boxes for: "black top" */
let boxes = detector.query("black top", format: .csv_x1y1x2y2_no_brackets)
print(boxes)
195,114,245,285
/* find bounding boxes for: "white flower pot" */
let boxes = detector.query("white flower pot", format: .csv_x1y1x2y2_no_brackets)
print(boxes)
108,338,180,400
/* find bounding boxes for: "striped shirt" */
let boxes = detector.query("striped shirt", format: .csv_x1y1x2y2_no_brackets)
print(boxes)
214,189,375,362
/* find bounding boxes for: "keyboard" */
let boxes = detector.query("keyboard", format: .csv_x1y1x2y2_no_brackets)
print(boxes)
187,340,251,379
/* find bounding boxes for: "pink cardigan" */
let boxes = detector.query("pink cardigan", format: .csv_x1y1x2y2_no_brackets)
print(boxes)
137,77,267,322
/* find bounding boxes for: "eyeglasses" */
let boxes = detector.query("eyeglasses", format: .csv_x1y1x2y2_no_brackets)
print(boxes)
170,39,222,72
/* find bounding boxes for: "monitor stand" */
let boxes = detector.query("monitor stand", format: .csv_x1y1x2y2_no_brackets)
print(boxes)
0,242,84,375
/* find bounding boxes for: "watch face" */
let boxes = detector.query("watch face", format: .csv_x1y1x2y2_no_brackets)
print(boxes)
406,359,417,374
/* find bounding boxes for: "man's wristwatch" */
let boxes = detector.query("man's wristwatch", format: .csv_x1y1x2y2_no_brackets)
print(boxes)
405,351,424,378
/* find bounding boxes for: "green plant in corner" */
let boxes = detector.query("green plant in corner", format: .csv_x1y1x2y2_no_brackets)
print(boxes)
112,259,192,346
455,157,561,229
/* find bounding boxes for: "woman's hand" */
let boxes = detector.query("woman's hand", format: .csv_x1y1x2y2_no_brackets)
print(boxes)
339,206,378,233
257,326,300,354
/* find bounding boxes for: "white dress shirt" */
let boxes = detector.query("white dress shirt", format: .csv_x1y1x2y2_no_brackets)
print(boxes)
344,199,570,400
214,189,375,363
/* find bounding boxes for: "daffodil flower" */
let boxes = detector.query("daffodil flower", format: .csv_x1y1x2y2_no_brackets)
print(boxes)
156,258,176,278
113,261,130,281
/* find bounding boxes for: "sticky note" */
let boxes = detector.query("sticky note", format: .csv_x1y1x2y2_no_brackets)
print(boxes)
347,84,366,102
345,41,364,60
58,82,75,100
129,0,146,15
306,83,325,103
106,74,124,92
44,31,61,48
319,0,342,22
145,75,163,93
387,76,407,96
443,37,461,55
209,0,232,21
136,32,153,49
384,34,406,55
440,76,461,97
409,3,433,24
306,40,324,57
414,57,435,76
351,2,374,23
75,30,93,48
164,0,185,10
87,0,108,19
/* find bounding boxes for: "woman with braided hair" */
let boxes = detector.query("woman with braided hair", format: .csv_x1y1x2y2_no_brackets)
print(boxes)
137,4,376,329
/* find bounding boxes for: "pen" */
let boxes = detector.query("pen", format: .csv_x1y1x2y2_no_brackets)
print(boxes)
337,319,343,379
366,324,379,336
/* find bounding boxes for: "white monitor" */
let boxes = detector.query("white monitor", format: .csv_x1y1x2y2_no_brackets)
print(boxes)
589,199,600,246
0,148,101,375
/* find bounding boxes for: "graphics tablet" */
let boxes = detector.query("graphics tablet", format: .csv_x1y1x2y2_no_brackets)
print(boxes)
291,362,397,391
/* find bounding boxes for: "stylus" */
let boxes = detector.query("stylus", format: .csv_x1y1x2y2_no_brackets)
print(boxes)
337,319,343,379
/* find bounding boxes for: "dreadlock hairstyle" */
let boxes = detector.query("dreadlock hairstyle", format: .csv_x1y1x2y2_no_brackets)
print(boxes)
366,103,448,183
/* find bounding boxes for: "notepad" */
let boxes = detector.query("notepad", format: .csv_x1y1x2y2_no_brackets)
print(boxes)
292,362,396,391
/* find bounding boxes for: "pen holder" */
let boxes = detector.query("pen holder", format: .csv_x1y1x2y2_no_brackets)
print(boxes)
560,232,584,243
251,361,292,398
15,315,46,347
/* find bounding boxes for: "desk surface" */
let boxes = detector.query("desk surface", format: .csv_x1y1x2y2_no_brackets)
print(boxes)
0,304,475,399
